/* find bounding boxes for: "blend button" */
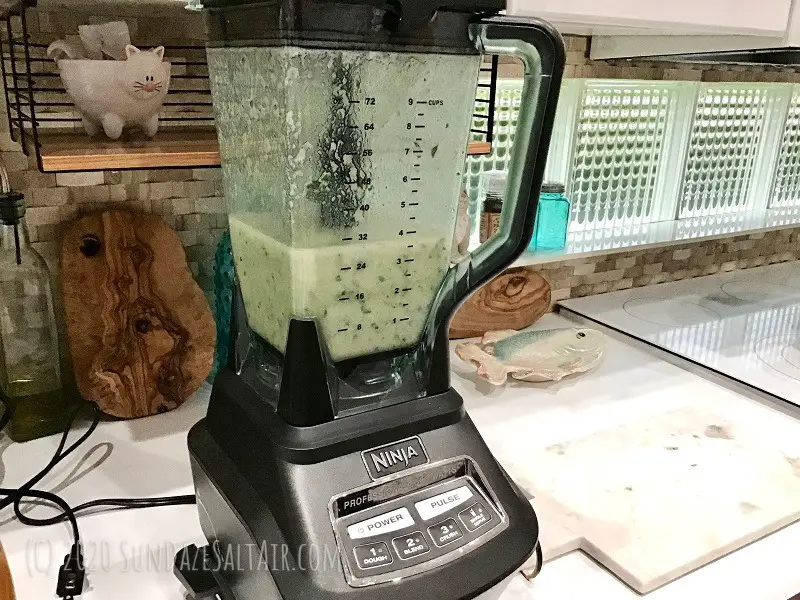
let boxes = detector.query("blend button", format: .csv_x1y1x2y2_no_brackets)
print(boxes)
459,502,493,532
353,542,393,570
428,518,464,547
414,485,474,521
392,531,431,560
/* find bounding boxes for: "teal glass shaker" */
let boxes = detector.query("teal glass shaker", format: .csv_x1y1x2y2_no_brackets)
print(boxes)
532,182,570,250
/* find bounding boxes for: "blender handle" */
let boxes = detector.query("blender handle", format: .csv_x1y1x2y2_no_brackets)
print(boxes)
442,17,564,320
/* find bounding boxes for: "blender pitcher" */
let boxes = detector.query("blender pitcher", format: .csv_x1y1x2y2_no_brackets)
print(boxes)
204,0,564,423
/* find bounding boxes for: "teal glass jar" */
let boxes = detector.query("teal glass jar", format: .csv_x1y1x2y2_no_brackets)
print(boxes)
210,229,234,381
532,182,570,251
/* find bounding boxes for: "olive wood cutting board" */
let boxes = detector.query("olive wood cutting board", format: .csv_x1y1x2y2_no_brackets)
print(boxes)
60,210,215,418
449,267,550,339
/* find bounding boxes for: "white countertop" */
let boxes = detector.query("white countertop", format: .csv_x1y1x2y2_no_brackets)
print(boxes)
2,313,800,599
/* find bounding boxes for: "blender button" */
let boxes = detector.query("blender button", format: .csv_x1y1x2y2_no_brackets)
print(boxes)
353,542,393,570
347,507,414,540
391,532,430,560
427,518,464,547
414,485,473,521
458,502,493,532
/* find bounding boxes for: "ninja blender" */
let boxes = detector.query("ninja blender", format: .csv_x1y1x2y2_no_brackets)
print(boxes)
175,0,564,598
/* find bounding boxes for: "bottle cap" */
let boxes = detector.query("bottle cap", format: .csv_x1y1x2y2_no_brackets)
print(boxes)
483,170,507,199
541,182,566,194
483,197,503,213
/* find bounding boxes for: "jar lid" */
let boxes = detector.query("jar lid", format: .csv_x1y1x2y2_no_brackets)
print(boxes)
483,197,503,212
483,170,507,197
541,182,565,194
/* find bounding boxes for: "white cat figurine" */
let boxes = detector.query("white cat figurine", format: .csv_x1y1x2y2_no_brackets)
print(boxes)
55,44,171,140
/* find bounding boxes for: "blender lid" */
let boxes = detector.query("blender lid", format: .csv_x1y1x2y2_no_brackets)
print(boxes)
203,0,507,49
201,0,506,19
201,0,505,9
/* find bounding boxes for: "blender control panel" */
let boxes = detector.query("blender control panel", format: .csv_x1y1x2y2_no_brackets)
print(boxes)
330,461,507,587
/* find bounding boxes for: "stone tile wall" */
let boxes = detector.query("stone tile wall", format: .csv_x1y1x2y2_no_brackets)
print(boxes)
535,229,800,305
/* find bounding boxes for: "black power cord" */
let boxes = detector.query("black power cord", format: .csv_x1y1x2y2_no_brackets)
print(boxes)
0,486,85,599
0,397,197,599
0,402,101,512
0,486,80,547
17,494,197,527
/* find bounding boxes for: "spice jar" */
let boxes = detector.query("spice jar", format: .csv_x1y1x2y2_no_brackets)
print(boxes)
479,171,505,243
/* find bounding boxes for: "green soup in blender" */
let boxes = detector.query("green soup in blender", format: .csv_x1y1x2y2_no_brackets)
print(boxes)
210,46,479,361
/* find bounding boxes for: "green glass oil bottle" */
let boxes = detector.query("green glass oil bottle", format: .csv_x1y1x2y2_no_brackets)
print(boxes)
0,190,74,442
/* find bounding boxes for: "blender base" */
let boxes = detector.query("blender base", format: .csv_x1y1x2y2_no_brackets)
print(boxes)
176,373,539,600
175,545,520,600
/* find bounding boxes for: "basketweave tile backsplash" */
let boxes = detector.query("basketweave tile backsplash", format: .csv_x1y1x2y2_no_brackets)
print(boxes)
3,12,799,301
537,229,800,305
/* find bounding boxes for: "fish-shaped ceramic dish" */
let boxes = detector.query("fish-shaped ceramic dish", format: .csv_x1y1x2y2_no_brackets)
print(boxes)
455,327,605,385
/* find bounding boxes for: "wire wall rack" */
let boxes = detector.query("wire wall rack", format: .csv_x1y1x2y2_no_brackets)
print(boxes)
0,0,499,173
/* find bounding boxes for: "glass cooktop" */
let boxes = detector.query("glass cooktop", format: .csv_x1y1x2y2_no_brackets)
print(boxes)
560,262,800,405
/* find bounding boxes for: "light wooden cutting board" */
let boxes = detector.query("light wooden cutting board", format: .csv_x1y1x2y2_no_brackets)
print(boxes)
508,407,800,593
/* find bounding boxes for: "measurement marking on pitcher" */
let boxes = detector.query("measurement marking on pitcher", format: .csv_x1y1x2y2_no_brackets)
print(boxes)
341,267,351,271
338,328,349,332
339,297,350,301
342,237,353,241
409,202,418,206
399,317,410,322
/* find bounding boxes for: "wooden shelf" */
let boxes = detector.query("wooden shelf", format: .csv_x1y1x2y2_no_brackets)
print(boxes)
34,128,492,173
35,127,220,172
467,141,492,155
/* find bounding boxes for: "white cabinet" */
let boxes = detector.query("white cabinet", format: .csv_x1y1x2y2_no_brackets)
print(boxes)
508,0,793,37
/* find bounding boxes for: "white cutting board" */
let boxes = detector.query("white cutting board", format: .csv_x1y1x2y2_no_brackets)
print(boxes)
508,407,800,594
